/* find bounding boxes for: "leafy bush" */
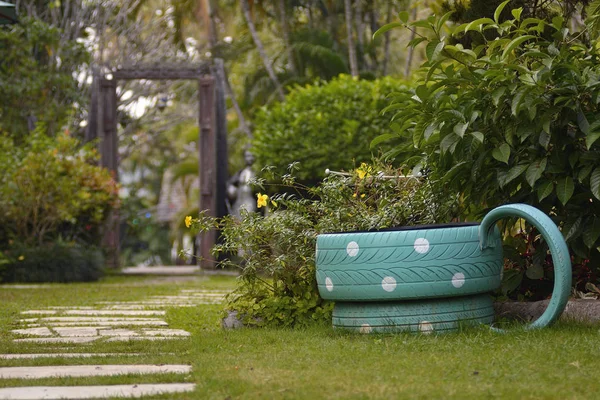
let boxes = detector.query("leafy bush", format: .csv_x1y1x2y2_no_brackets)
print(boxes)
189,162,458,327
251,75,412,183
374,2,600,295
0,17,89,136
0,132,118,246
2,241,104,283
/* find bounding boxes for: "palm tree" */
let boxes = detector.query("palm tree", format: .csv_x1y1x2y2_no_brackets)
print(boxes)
344,0,359,77
240,0,286,101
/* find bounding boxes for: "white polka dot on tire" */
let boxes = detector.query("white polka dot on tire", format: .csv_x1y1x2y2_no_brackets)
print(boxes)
325,277,334,292
346,241,359,257
452,272,465,288
413,238,430,254
419,321,434,334
381,276,397,292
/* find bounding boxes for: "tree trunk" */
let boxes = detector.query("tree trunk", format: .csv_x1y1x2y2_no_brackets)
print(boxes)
382,1,393,76
344,0,359,77
204,0,252,137
404,5,418,78
241,0,286,101
354,0,366,70
278,0,297,75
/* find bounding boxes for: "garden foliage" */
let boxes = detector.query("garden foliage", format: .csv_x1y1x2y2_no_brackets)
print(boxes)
0,132,118,282
373,1,600,295
0,17,89,137
189,162,458,326
251,76,411,183
2,241,104,283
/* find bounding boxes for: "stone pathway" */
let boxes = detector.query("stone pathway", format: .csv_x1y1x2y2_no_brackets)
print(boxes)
0,288,229,399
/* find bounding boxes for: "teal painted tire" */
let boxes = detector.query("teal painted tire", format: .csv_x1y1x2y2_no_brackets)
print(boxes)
316,224,503,301
332,294,494,334
479,204,572,330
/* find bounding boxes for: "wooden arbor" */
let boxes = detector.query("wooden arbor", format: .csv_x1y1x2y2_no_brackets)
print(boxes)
86,64,228,269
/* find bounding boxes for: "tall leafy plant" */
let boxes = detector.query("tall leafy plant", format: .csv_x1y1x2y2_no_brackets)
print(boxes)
373,2,600,274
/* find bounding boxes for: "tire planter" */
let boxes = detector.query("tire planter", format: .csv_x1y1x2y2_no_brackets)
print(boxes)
332,294,494,334
318,204,573,332
316,223,503,301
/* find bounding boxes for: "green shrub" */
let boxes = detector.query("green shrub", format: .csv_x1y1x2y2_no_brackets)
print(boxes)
251,75,412,183
0,17,89,136
188,161,458,327
373,2,600,296
0,132,118,246
2,241,104,283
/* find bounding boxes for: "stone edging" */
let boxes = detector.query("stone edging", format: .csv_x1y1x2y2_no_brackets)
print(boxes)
494,299,600,323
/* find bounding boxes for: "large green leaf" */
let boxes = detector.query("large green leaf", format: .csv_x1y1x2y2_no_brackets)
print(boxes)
537,180,554,201
591,167,600,200
499,163,527,188
501,35,536,60
492,143,511,164
525,158,547,187
370,133,397,149
556,176,575,205
373,22,404,39
494,0,511,23
564,216,583,241
586,129,600,149
464,18,495,33
583,217,600,248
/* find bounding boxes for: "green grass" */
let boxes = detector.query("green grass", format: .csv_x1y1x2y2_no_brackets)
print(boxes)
1,275,599,399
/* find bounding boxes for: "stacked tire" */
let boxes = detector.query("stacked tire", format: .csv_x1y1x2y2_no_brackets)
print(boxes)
316,223,502,334
317,204,573,333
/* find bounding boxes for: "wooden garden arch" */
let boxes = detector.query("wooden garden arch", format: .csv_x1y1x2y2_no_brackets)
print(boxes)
86,63,228,269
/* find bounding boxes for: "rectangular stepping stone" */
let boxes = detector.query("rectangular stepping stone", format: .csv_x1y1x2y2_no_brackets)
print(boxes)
20,317,164,322
0,364,191,379
22,310,165,316
106,336,186,342
21,310,58,315
141,329,191,337
0,353,142,359
54,327,99,337
0,383,196,399
0,284,50,289
121,266,200,275
64,310,165,316
14,337,99,344
96,301,201,305
98,329,139,337
180,289,230,293
22,321,168,327
11,328,52,336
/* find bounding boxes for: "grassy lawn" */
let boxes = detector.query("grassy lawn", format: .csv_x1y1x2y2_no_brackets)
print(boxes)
1,275,599,399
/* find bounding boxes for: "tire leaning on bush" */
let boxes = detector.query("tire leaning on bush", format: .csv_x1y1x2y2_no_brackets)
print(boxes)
332,294,495,334
316,224,503,301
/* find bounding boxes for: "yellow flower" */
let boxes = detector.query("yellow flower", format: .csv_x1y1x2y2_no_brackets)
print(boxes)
185,216,192,228
361,193,366,198
353,193,357,198
257,193,269,208
18,255,24,261
356,163,370,180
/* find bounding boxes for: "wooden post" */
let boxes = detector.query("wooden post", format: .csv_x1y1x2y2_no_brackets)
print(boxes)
213,60,229,220
100,78,120,269
198,76,217,269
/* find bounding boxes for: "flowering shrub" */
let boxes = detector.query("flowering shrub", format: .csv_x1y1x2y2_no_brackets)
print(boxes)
187,161,458,327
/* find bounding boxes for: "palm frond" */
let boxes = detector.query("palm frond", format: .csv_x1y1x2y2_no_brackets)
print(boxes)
170,160,199,184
